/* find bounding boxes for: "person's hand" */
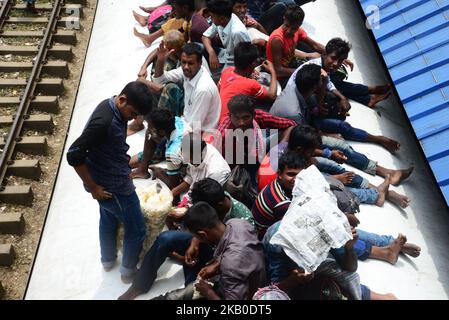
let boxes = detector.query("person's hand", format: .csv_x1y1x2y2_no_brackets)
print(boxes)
321,68,329,81
184,240,200,267
130,168,150,179
198,261,220,280
338,98,351,114
168,251,185,263
208,51,220,70
195,279,215,297
149,165,167,180
345,227,359,248
345,213,360,227
137,68,148,80
91,185,113,201
331,150,347,164
261,60,275,75
167,207,187,219
343,59,354,71
318,103,329,117
289,268,314,285
156,41,174,63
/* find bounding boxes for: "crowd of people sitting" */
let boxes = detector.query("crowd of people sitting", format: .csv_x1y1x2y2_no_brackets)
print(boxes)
67,0,420,301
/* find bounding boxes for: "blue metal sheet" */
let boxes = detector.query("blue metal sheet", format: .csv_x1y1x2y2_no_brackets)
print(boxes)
358,0,449,205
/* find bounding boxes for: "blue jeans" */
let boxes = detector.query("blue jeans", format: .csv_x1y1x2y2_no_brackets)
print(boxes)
331,76,370,106
132,230,214,293
316,157,369,189
98,191,146,276
314,118,369,142
321,136,377,175
347,187,378,204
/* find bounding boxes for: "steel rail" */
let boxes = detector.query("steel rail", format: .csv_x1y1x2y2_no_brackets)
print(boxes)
0,0,64,188
0,0,14,32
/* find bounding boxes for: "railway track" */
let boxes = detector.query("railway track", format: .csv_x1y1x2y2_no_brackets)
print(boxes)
0,0,87,299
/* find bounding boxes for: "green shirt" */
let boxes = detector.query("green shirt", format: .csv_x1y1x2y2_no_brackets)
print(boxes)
223,192,255,226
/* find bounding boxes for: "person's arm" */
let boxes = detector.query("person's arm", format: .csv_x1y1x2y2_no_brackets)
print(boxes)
172,181,190,198
260,60,278,100
73,164,112,201
277,269,314,294
270,38,297,79
331,88,351,114
254,20,268,35
302,36,326,55
256,110,297,130
137,78,163,94
138,49,157,79
131,130,157,179
195,280,222,300
153,41,174,79
185,236,201,266
294,49,321,60
202,25,220,70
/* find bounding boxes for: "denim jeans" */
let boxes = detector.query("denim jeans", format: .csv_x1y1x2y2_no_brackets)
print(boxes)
357,229,394,248
314,118,369,142
321,135,377,175
347,187,378,204
133,230,214,293
98,191,146,276
331,75,370,106
316,157,369,189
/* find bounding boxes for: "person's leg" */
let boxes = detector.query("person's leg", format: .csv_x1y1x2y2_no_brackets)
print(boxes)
330,77,371,106
158,83,185,116
118,192,146,280
119,230,193,299
315,157,369,189
356,229,394,247
387,190,411,208
258,3,287,35
375,165,414,186
314,118,369,142
98,200,120,270
133,10,149,27
127,115,145,136
133,27,163,48
366,133,400,153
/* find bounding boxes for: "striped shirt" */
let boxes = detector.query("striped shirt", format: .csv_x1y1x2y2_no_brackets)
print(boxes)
251,177,292,237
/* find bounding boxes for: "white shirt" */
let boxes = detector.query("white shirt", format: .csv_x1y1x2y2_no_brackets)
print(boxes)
153,65,221,130
203,13,251,68
284,57,337,92
183,144,231,186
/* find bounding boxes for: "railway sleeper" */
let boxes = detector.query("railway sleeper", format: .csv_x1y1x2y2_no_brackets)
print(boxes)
0,96,60,114
0,78,64,96
0,136,48,155
0,115,54,133
0,45,73,61
0,30,77,46
12,4,84,18
0,185,34,207
0,61,69,78
5,159,42,181
5,17,81,29
0,244,16,267
0,213,25,235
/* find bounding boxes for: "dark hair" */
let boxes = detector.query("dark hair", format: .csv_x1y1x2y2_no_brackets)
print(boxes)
284,4,305,25
184,202,221,233
288,125,322,150
148,108,175,133
182,42,203,61
325,38,351,59
278,151,307,172
120,81,154,115
207,0,233,17
295,64,322,94
232,0,247,4
228,94,255,115
190,178,226,208
173,0,195,11
234,42,259,70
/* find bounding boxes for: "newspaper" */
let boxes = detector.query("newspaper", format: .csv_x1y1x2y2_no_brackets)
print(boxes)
270,165,352,273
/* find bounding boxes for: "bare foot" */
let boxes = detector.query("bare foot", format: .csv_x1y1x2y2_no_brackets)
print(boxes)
169,251,185,263
385,234,407,265
371,84,392,95
402,243,421,258
118,286,144,300
333,172,355,185
121,273,136,284
387,190,411,208
375,175,390,207
133,10,148,27
371,292,399,300
134,27,153,48
389,167,414,186
140,6,156,14
368,91,391,108
379,137,400,153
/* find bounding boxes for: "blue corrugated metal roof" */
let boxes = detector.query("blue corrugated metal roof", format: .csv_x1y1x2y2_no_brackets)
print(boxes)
358,0,449,206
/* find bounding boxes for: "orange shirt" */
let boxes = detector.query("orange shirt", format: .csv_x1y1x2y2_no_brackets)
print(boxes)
218,67,268,123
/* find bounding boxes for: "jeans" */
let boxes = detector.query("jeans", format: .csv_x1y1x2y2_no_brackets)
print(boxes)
321,135,377,175
347,187,378,204
315,157,369,189
357,229,394,248
98,191,146,276
331,75,370,106
133,230,214,293
314,118,369,142
258,3,287,35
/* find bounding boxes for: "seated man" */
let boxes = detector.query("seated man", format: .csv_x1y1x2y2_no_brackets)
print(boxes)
153,42,221,131
232,0,269,45
215,94,296,185
129,109,191,188
171,134,231,199
185,202,267,300
266,5,322,87
218,42,278,122
270,64,413,185
134,0,210,48
118,177,252,300
202,0,251,80
263,221,398,300
258,125,411,208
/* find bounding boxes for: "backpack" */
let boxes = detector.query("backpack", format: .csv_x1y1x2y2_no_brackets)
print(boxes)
147,5,172,33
